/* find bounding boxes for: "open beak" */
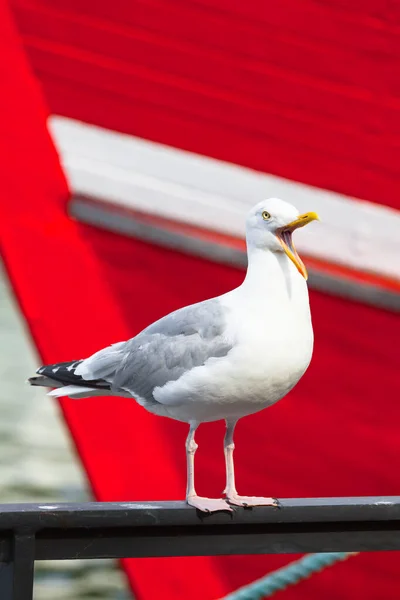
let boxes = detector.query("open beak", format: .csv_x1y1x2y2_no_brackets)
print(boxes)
276,212,319,280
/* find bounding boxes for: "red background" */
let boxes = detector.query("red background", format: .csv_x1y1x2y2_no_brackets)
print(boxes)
1,1,400,599
9,0,400,209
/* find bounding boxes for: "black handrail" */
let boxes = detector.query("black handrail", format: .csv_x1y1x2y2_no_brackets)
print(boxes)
1,496,400,600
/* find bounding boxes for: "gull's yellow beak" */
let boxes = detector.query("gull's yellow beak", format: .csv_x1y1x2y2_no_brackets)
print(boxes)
276,212,319,280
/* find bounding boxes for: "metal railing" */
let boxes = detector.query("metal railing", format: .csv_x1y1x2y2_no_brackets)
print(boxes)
1,496,400,600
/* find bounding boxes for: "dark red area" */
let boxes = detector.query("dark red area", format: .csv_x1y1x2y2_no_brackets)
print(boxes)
10,0,400,208
2,1,400,599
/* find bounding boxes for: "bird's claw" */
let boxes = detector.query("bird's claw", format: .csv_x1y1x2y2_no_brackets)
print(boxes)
225,495,279,508
187,495,233,513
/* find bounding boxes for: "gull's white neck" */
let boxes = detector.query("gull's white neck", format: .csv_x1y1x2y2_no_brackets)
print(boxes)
239,246,311,320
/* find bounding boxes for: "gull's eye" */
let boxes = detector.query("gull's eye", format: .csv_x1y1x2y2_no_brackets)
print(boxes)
262,211,271,221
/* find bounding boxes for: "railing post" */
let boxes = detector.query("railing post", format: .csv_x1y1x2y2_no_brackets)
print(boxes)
11,532,35,600
0,562,14,600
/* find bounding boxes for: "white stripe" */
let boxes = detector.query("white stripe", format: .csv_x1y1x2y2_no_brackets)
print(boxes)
49,116,400,281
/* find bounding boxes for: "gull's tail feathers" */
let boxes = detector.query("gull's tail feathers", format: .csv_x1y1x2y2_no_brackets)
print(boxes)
48,385,111,399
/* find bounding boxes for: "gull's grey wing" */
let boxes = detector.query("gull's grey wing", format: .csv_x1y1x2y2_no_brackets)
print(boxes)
77,299,233,407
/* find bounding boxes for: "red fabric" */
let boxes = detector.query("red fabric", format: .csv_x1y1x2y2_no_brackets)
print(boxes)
2,2,400,599
9,0,400,209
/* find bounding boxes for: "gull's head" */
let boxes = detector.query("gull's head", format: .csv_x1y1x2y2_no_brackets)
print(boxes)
246,198,319,280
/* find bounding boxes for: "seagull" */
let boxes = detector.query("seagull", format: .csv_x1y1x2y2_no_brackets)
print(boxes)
29,198,319,512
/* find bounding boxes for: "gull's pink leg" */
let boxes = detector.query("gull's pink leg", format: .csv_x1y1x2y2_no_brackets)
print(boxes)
223,420,278,508
186,423,232,513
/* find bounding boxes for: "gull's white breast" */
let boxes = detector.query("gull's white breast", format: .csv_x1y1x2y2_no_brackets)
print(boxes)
152,251,314,423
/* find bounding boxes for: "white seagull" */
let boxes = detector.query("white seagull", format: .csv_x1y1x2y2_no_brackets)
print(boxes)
29,198,319,512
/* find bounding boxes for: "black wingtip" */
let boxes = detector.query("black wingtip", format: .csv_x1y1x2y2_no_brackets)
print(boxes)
34,360,111,390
